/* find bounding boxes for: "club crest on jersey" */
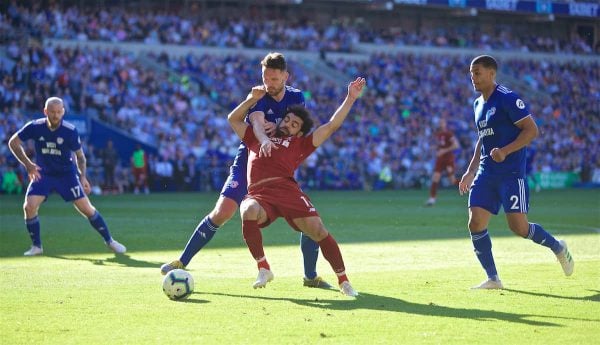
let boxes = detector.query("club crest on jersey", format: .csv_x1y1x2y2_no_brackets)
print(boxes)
271,137,290,147
485,107,496,119
516,99,525,109
57,137,64,145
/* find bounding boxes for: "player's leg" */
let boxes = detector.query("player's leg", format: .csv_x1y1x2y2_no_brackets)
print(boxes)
300,232,322,283
22,177,50,256
446,162,458,186
468,207,502,288
72,196,126,254
468,175,503,289
240,197,273,288
502,177,573,276
161,164,246,274
23,194,45,256
180,196,237,264
426,164,442,206
293,216,357,296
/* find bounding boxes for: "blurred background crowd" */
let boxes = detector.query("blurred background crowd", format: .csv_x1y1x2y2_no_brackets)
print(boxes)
1,0,598,194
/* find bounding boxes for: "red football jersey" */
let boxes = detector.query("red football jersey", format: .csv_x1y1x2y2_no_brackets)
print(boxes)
435,130,455,150
243,126,317,186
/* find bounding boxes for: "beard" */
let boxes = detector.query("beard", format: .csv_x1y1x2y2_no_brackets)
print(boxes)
275,126,288,137
267,84,284,97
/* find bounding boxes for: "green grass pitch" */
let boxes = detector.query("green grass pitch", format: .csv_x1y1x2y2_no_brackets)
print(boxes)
1,189,598,344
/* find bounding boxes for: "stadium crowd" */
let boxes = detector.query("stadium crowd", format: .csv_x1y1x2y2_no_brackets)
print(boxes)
1,2,598,194
3,1,598,54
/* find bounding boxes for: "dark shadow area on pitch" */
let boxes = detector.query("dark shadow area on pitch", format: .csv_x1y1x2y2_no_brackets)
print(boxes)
504,289,600,302
47,254,161,268
176,292,210,304
205,291,600,326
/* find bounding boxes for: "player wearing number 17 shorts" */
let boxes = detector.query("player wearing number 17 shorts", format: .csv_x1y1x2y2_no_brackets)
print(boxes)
459,55,573,289
8,97,126,256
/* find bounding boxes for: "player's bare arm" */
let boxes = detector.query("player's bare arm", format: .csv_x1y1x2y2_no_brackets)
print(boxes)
228,86,266,139
249,110,278,158
490,115,538,163
8,133,41,181
75,149,92,194
312,77,366,147
459,138,482,195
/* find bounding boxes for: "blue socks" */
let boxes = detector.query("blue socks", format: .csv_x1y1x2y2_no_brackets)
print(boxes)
301,233,320,279
26,216,41,247
88,211,112,242
526,223,562,254
470,229,499,280
179,216,218,266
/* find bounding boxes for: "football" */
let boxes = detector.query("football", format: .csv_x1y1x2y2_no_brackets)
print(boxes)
162,269,194,300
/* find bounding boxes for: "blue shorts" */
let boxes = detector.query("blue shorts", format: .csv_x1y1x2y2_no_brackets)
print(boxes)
26,172,86,202
220,164,248,205
468,173,529,215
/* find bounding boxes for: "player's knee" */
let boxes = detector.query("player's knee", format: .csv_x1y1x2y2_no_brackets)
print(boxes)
467,219,486,232
303,223,328,242
212,205,237,222
508,224,528,237
239,201,260,221
23,202,37,217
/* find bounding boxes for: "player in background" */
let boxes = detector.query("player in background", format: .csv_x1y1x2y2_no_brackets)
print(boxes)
425,118,459,206
131,144,149,194
228,78,366,296
8,97,126,256
161,52,331,288
459,55,573,289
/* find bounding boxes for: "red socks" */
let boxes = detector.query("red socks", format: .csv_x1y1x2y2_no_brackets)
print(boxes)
318,234,348,284
242,220,265,264
429,181,438,198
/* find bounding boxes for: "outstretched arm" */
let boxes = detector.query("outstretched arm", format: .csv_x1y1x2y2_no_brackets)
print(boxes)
312,77,366,147
227,86,267,140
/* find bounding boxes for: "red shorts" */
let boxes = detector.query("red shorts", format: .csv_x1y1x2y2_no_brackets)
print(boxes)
246,178,319,231
132,166,146,180
434,154,455,174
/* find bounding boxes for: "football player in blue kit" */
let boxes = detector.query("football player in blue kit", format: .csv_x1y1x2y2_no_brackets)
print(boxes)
161,52,331,289
458,55,574,289
8,97,126,256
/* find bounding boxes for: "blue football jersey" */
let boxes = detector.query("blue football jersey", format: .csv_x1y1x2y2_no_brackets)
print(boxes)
249,85,306,124
473,84,531,177
17,118,81,175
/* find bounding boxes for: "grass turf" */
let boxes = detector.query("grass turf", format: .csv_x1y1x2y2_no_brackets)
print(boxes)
0,189,598,344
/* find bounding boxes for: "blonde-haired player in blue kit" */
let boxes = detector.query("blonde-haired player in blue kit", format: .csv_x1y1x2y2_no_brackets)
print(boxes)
8,97,126,256
459,55,574,289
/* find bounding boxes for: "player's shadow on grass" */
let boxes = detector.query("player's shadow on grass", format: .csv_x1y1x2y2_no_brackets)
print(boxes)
504,288,600,302
205,291,599,327
47,254,161,268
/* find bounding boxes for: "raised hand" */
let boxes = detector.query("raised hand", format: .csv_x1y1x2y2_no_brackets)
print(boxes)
347,77,366,100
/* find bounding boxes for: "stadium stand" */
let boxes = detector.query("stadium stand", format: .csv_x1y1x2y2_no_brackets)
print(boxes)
1,0,598,193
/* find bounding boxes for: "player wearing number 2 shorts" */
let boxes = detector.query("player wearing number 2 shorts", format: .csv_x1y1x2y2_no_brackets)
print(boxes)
459,55,573,290
8,97,126,256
